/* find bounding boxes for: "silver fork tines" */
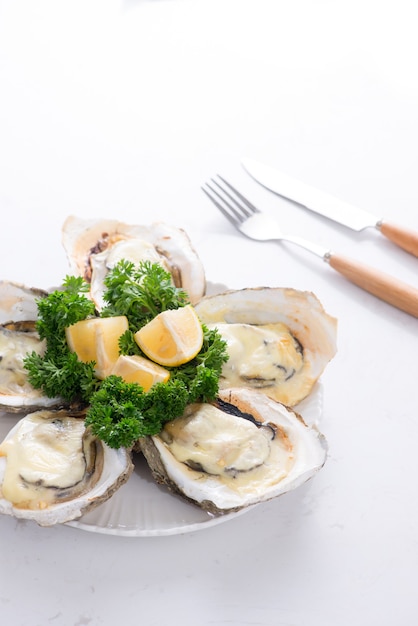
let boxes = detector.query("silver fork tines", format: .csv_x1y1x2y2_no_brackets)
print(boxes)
202,176,258,226
202,176,329,258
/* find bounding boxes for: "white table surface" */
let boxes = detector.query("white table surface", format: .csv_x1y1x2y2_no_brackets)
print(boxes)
1,1,418,624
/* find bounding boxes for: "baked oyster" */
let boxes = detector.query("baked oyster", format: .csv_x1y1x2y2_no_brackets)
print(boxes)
0,281,63,413
0,409,133,526
139,387,327,515
62,216,206,310
195,287,337,406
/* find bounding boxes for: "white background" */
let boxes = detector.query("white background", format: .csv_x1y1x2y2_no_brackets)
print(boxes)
1,1,418,625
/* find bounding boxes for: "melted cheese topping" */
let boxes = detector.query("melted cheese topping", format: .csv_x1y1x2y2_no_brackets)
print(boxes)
105,238,165,269
159,403,295,494
0,413,88,509
0,329,45,397
162,404,272,475
210,322,312,406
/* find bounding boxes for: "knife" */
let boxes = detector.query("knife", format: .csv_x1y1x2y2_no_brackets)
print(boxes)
241,157,418,257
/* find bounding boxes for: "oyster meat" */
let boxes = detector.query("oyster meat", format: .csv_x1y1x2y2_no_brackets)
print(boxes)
62,216,206,310
0,409,133,526
195,287,337,406
139,387,327,515
0,281,63,413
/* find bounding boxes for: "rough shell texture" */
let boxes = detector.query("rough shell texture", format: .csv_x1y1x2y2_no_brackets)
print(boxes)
0,280,48,325
0,410,133,526
61,216,206,306
194,286,338,406
139,387,328,515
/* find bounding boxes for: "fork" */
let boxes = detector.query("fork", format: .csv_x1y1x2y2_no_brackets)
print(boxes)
202,176,418,318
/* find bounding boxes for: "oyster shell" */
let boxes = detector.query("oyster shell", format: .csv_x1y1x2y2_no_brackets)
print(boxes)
0,409,133,526
195,287,337,406
139,387,327,515
0,280,48,325
62,216,206,310
0,281,63,413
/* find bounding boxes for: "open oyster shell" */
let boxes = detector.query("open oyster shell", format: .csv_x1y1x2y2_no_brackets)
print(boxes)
62,216,207,310
0,409,133,526
139,387,327,515
195,287,338,407
0,281,64,413
0,280,48,325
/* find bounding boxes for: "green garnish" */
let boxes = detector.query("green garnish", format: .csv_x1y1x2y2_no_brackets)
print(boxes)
84,376,189,449
24,260,228,449
101,259,189,328
24,276,99,402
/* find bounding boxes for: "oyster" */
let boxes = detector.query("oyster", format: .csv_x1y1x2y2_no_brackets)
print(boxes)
195,287,337,406
62,216,206,310
139,388,327,514
0,280,47,325
0,409,133,526
0,281,63,413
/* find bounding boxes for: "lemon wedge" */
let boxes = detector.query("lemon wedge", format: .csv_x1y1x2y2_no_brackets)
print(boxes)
65,315,129,379
111,354,170,391
65,317,100,364
134,305,204,367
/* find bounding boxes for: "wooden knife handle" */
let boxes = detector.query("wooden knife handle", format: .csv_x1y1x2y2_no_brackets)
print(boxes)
328,253,418,317
379,221,418,257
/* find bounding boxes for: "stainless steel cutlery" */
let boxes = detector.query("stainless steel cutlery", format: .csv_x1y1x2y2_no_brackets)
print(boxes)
202,176,418,317
241,158,418,257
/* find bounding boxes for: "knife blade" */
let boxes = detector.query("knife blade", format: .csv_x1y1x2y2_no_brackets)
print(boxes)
241,157,418,257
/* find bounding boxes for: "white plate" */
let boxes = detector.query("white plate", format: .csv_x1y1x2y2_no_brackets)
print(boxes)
0,384,323,537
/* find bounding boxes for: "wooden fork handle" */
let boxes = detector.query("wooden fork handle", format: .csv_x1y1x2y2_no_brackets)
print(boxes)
328,253,418,317
379,221,418,257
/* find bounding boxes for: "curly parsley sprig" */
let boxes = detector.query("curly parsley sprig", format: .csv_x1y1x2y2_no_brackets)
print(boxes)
101,260,189,328
84,376,189,448
24,276,99,402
